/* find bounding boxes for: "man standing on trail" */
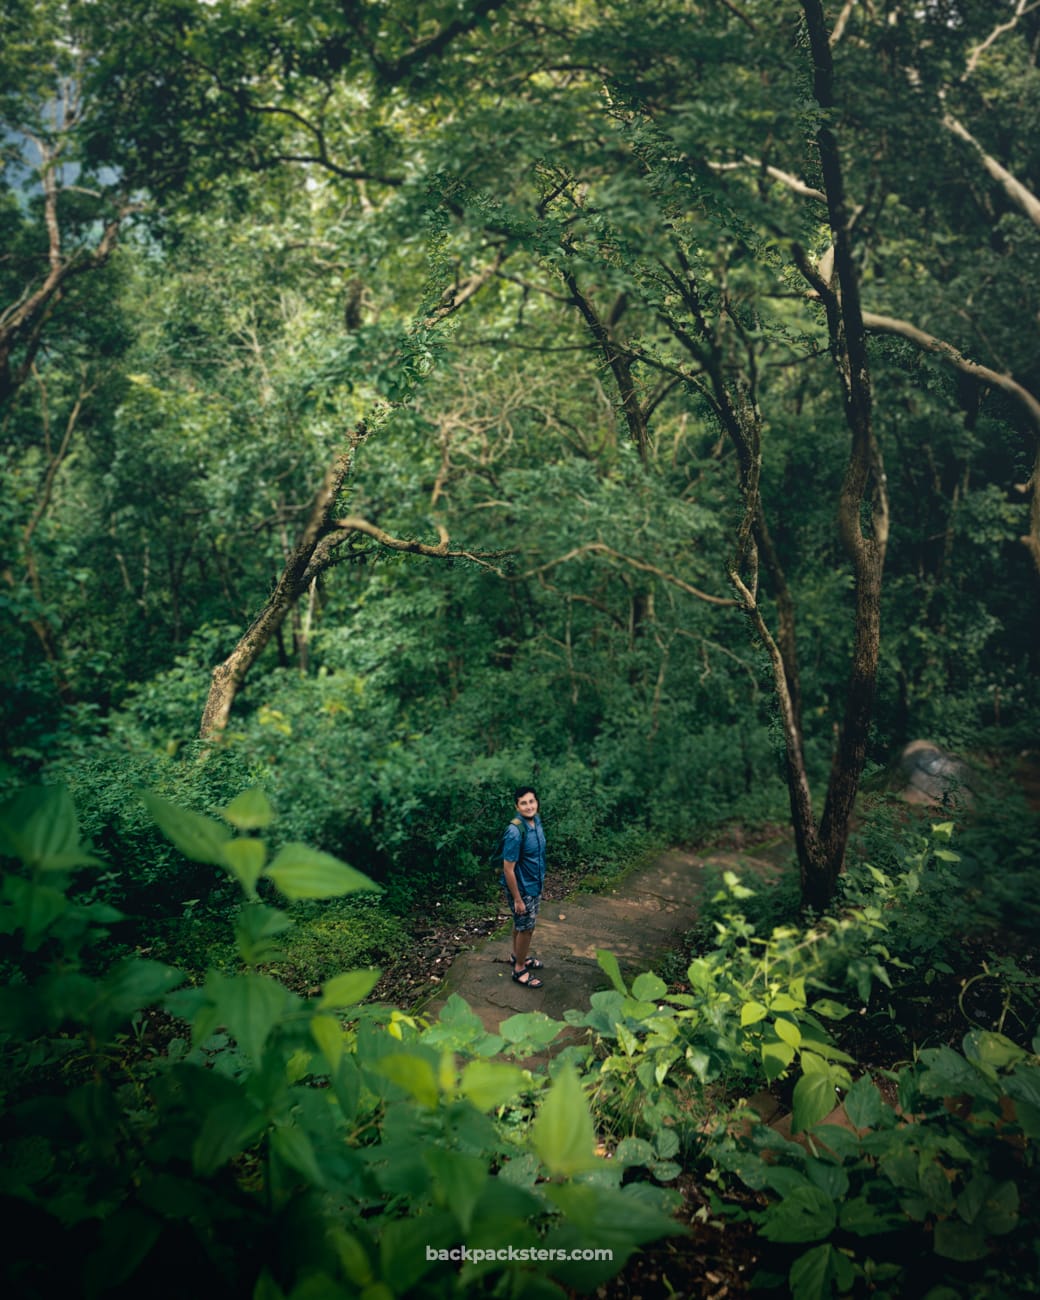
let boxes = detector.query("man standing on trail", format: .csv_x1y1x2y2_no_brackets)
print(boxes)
502,786,546,989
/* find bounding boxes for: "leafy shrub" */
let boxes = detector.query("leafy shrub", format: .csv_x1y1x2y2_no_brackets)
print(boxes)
709,1030,1040,1300
0,784,682,1299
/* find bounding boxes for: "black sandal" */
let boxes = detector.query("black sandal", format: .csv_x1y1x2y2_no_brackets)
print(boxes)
511,968,544,989
510,954,544,970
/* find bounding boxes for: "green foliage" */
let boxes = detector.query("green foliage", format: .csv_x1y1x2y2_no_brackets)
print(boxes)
0,785,682,1298
710,1030,1040,1300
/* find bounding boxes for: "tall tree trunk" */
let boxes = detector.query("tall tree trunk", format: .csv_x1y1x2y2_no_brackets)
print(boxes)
198,435,361,739
799,0,890,910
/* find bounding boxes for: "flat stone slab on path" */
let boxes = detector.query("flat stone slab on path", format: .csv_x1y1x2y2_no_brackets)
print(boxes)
426,844,786,1036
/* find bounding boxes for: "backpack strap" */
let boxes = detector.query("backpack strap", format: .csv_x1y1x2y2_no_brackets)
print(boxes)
508,815,525,866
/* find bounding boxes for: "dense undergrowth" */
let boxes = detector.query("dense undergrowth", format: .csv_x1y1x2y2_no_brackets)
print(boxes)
1,767,1038,1300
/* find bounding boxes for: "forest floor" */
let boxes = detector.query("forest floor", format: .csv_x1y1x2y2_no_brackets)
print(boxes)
372,831,796,1300
422,837,792,1045
370,829,793,1025
358,754,1040,1297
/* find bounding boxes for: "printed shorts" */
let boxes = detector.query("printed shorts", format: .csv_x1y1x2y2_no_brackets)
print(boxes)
504,889,540,932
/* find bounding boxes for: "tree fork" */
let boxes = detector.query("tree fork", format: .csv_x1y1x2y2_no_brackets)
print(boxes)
198,434,362,741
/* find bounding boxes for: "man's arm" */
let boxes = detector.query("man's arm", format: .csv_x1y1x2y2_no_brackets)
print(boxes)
502,859,526,913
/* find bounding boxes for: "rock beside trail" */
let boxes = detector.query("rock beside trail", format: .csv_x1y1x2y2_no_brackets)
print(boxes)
898,740,975,808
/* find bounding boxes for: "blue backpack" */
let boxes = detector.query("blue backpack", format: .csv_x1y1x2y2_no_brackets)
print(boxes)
493,816,526,873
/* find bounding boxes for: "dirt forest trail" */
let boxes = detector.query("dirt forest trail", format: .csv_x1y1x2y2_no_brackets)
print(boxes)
424,836,794,1041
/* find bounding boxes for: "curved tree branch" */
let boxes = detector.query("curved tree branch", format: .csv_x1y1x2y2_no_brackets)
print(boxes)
519,542,738,607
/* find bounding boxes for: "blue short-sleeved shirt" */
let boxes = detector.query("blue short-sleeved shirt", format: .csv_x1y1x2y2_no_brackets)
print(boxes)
501,814,546,897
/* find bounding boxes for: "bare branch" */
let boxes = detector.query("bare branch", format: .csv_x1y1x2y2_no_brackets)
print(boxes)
427,250,507,324
519,542,738,607
862,311,1040,430
330,516,510,570
963,0,1040,80
862,310,1040,575
708,156,826,202
719,0,759,34
829,0,857,47
942,113,1040,232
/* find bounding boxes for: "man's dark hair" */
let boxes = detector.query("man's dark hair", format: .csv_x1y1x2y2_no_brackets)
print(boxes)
514,786,538,803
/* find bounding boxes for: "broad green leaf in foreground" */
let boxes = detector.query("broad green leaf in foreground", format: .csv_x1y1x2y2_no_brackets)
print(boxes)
789,1242,855,1300
0,786,102,872
531,1065,600,1175
596,949,628,995
209,972,297,1061
459,1059,528,1110
141,792,232,868
221,787,275,830
632,971,667,1001
318,968,381,1008
792,1073,837,1133
265,843,380,899
758,1184,837,1243
223,837,267,897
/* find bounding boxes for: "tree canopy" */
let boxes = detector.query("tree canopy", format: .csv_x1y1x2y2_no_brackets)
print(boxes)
2,0,1038,897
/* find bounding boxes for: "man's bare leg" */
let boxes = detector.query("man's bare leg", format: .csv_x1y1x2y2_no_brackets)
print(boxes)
513,927,533,968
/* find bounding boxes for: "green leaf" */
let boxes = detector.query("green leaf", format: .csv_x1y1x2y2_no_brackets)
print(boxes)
758,1185,836,1243
1005,1063,1040,1109
265,843,380,899
531,1065,600,1175
375,1052,439,1107
632,971,667,1001
962,1030,1026,1072
252,1269,287,1300
459,1059,527,1110
498,1010,564,1052
2,876,67,949
270,1124,326,1188
1011,1097,1040,1139
805,1160,849,1201
933,1220,987,1261
741,1000,769,1026
615,1137,656,1167
424,1148,487,1232
957,1176,1019,1235
234,904,292,966
223,837,267,897
101,959,183,1014
839,1195,902,1236
142,791,231,868
791,1073,836,1133
318,969,381,1008
328,1229,374,1287
843,1075,885,1130
310,1014,346,1072
543,1180,681,1242
762,1038,796,1081
379,1211,455,1294
596,949,628,995
192,1099,268,1177
222,787,275,830
82,1209,161,1299
774,1018,802,1048
788,1242,853,1300
655,1127,680,1160
917,1045,997,1102
211,972,295,1061
617,1022,640,1057
812,999,852,1020
812,1124,860,1161
0,786,101,872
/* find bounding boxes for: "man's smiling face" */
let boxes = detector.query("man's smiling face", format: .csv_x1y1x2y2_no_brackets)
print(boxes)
516,792,538,819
